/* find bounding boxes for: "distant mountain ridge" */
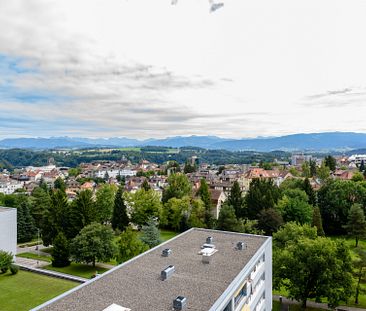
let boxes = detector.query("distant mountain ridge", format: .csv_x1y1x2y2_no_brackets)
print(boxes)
1,132,366,151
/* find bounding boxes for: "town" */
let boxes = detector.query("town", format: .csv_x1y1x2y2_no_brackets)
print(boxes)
1,149,366,310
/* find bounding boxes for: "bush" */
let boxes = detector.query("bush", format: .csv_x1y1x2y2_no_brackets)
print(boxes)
10,264,19,275
0,250,13,274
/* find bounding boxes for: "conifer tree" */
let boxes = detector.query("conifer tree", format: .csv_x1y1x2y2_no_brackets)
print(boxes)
312,207,325,236
17,201,37,243
217,203,241,232
140,217,161,248
141,179,151,191
52,232,70,267
309,159,317,177
345,204,366,247
360,160,365,173
197,178,212,226
228,181,245,218
111,186,129,231
303,178,317,206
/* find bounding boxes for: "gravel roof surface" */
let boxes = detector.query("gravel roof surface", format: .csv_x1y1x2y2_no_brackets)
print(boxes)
39,228,267,311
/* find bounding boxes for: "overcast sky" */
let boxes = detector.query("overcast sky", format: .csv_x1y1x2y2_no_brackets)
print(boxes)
1,0,366,139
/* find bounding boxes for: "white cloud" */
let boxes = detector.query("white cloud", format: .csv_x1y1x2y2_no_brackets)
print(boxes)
1,0,366,139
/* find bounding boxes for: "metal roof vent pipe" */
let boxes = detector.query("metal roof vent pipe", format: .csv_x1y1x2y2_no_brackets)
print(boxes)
202,254,212,264
237,241,246,250
162,248,172,257
173,296,187,310
206,236,213,244
161,265,175,280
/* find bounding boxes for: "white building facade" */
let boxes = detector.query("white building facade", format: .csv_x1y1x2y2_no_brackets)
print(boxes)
0,207,17,258
211,237,272,311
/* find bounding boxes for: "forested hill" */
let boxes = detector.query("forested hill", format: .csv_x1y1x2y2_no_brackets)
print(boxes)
0,148,290,170
2,132,366,151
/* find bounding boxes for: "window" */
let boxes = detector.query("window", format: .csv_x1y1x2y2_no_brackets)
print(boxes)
223,301,232,311
234,282,247,307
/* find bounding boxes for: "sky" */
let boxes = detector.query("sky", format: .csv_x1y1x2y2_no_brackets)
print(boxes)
1,0,366,139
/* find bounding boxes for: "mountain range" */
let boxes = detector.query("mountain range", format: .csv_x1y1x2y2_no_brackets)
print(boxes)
1,132,366,152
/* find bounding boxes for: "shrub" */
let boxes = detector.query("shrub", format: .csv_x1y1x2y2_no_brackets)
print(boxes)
10,264,19,275
0,250,13,274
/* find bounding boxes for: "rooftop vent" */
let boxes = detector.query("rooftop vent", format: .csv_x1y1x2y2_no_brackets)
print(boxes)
237,241,246,250
162,248,172,257
102,304,131,311
206,236,213,244
173,296,187,310
201,243,215,249
202,254,212,264
161,265,175,280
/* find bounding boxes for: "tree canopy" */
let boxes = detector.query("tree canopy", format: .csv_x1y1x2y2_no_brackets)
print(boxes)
70,222,116,267
273,223,353,308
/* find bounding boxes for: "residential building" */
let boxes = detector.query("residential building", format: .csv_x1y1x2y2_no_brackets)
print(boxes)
348,154,366,166
291,154,312,166
32,228,272,311
0,207,17,258
210,189,227,219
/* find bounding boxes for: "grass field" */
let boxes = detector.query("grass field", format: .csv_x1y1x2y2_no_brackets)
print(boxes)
160,229,179,242
41,247,53,254
272,301,324,311
0,270,77,311
16,252,51,263
43,262,108,279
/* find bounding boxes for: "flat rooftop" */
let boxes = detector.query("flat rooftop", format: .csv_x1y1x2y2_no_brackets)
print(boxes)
0,206,16,213
36,228,269,311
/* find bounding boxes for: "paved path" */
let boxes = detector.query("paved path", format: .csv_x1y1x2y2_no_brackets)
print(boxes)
273,295,366,311
18,264,87,283
17,244,49,255
16,257,49,268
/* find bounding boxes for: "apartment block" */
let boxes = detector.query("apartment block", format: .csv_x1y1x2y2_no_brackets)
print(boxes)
0,207,17,258
33,228,272,311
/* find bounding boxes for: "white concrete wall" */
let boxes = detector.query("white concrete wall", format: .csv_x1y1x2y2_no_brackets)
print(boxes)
209,236,272,311
0,207,17,258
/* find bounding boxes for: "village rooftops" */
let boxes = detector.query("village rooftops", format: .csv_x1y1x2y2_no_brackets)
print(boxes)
33,228,270,311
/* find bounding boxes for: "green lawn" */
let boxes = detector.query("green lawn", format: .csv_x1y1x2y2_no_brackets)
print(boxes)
16,252,51,263
41,247,53,254
17,238,41,248
272,301,324,311
0,270,77,311
160,229,179,242
43,262,108,279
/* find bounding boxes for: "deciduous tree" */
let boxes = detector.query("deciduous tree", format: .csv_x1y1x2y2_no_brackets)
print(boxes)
96,184,116,224
276,189,313,225
129,189,162,227
70,223,116,268
257,208,283,235
162,173,191,203
116,227,149,263
273,223,352,309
